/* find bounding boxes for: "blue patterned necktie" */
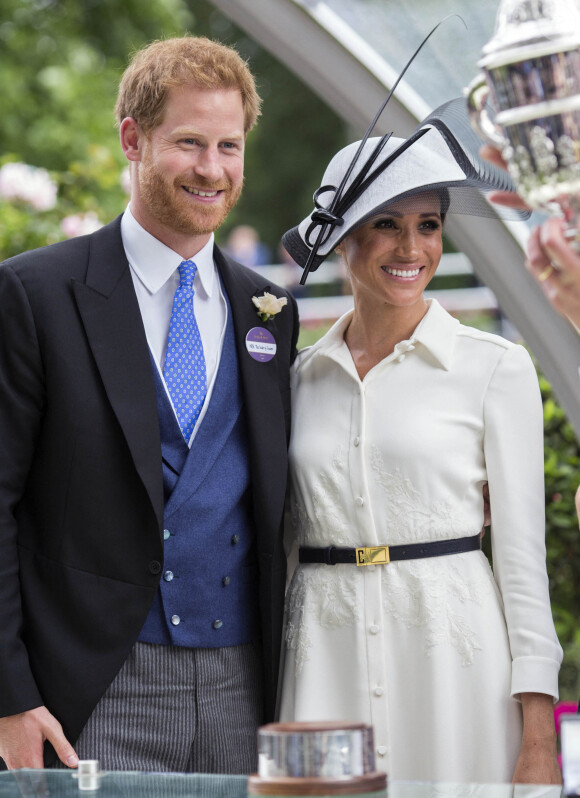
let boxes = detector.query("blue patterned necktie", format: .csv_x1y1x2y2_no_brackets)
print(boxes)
163,260,207,442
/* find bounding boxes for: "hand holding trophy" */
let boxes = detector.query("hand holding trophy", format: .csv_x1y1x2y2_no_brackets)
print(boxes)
466,0,580,242
466,0,580,327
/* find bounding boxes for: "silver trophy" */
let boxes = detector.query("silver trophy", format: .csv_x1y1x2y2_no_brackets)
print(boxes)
466,0,580,236
247,721,387,795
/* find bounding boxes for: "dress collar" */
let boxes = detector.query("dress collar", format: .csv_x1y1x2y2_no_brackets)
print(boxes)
296,298,459,374
121,206,216,298
412,298,459,370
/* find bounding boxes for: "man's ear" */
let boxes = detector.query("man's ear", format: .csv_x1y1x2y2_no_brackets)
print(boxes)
120,117,143,162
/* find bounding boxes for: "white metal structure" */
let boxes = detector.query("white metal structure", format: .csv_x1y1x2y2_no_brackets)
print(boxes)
211,0,580,434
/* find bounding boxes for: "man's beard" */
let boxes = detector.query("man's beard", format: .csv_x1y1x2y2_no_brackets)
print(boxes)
138,161,243,236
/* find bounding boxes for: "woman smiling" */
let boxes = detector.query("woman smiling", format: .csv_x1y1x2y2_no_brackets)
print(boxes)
279,108,563,785
341,194,444,377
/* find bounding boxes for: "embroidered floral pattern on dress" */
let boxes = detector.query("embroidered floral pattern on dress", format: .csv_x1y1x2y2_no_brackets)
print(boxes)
380,558,494,665
290,446,352,547
370,446,493,665
370,448,471,543
285,567,360,674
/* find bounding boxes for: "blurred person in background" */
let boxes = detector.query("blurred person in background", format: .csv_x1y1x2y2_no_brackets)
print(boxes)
224,223,271,269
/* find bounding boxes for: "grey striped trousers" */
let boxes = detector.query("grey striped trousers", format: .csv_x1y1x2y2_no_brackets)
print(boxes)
71,641,263,773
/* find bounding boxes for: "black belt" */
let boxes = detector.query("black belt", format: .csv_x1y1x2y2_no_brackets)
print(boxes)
299,533,481,566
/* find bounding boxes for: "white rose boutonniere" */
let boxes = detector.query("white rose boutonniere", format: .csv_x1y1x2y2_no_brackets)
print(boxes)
252,291,288,322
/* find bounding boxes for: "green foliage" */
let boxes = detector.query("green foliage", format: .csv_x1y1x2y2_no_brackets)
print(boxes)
0,199,61,258
0,0,199,257
539,370,580,701
0,0,348,260
0,147,128,260
298,322,333,350
0,0,194,170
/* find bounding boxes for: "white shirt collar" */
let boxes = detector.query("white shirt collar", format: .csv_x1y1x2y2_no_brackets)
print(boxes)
297,298,459,374
121,206,217,297
413,298,459,370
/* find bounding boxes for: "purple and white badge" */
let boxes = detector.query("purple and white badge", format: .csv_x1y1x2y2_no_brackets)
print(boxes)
246,327,277,362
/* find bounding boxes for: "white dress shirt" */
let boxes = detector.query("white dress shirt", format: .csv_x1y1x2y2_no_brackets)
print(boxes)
121,207,227,444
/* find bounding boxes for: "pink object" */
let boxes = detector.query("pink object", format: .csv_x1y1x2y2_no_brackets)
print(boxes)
554,701,578,767
555,701,578,731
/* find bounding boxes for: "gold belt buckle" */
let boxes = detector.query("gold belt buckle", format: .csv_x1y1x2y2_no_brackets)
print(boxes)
355,545,390,566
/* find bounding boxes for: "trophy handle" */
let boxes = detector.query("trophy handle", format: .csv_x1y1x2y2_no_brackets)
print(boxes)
465,73,506,149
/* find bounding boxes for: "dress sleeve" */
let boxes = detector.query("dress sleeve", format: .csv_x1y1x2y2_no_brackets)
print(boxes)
483,343,563,700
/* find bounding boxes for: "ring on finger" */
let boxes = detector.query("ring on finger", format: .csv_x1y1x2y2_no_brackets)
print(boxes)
538,264,555,282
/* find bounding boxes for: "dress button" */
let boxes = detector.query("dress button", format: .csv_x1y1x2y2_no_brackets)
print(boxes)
397,354,406,363
355,496,364,507
374,687,384,697
353,436,360,447
163,570,174,582
231,534,240,545
163,529,171,541
369,624,380,635
170,615,180,626
149,561,162,575
376,746,387,757
213,619,223,629
222,576,231,586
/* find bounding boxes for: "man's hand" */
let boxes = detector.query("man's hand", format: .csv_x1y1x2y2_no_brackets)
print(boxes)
482,143,580,328
527,219,580,329
0,706,78,770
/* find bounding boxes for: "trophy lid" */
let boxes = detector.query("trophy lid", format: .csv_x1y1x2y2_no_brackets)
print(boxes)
479,0,580,68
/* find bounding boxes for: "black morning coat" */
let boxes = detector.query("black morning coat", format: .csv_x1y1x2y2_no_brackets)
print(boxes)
0,216,299,763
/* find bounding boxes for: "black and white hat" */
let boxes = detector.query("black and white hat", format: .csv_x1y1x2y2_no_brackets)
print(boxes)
283,98,528,283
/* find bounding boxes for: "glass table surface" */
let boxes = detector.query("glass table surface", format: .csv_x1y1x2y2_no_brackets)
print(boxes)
0,772,565,798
